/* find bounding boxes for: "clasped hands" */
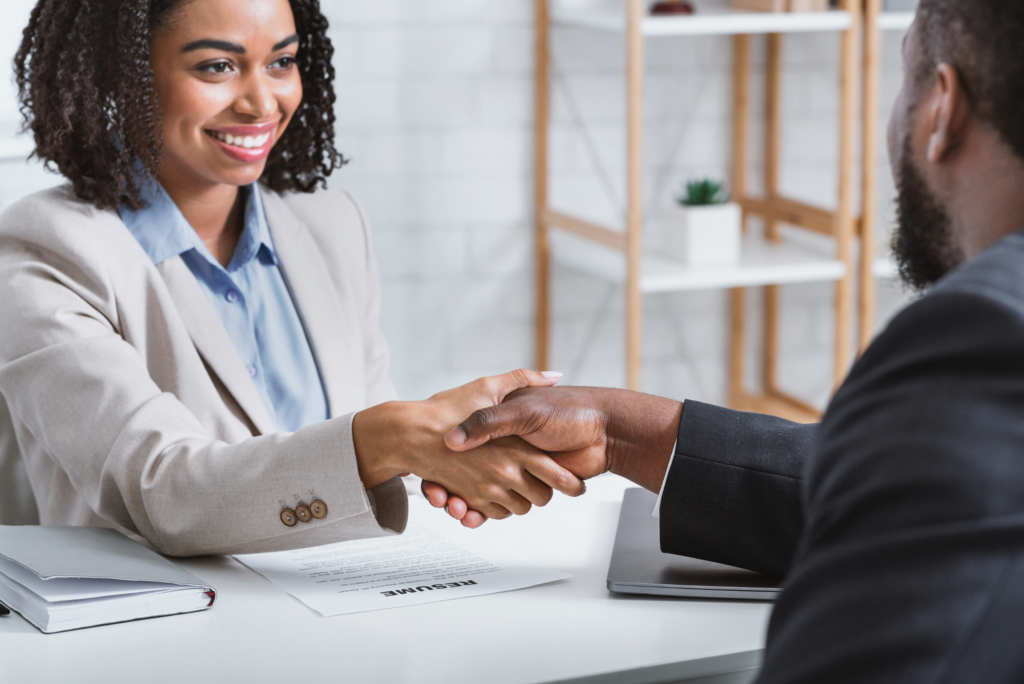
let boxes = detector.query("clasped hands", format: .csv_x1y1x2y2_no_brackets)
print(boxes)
352,369,682,529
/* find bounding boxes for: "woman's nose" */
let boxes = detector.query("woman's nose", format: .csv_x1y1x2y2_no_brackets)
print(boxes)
235,72,277,119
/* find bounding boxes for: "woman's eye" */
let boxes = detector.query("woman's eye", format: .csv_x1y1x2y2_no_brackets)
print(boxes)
272,56,296,70
199,61,234,75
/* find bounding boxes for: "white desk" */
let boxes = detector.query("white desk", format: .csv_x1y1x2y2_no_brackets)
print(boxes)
0,476,772,684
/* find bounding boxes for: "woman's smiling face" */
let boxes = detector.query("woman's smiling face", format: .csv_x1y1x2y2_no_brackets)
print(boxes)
149,0,303,190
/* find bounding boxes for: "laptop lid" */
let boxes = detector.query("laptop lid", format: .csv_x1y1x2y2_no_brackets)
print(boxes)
607,488,781,601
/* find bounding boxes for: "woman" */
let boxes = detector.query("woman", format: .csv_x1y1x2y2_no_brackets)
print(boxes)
0,0,582,555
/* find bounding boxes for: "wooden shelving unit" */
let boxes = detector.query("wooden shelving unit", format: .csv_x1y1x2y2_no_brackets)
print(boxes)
858,1,913,351
535,0,862,423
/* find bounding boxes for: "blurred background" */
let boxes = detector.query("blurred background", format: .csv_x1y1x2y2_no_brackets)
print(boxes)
0,0,912,407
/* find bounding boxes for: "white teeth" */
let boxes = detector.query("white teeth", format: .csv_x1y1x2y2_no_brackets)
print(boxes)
210,131,270,149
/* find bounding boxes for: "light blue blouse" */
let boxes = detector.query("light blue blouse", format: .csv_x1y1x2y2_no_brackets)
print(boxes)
119,181,329,433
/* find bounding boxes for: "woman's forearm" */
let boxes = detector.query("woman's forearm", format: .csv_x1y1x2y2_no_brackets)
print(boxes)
351,401,417,489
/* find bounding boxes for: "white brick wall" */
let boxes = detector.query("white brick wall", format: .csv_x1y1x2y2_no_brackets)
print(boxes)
0,0,911,408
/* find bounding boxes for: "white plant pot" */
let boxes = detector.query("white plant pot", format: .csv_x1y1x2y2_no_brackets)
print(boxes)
665,202,742,268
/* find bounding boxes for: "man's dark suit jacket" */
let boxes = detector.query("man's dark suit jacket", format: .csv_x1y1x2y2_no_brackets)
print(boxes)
660,230,1024,683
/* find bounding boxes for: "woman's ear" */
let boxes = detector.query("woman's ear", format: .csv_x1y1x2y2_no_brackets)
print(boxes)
926,63,972,163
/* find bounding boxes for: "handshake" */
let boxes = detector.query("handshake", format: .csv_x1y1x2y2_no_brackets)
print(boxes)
352,370,684,528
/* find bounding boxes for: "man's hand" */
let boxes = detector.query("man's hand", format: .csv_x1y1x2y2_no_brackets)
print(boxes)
352,370,587,523
424,386,683,526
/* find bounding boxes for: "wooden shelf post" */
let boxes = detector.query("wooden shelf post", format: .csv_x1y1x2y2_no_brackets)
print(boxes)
625,0,646,391
765,33,783,244
763,32,783,399
833,0,861,387
535,0,552,372
859,0,882,353
730,34,751,410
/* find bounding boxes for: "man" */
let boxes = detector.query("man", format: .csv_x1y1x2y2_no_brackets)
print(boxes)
428,1,1024,681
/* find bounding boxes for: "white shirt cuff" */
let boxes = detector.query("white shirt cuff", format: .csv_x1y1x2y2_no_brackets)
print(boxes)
652,440,677,519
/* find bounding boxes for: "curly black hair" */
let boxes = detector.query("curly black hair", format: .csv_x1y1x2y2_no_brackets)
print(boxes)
915,1,1024,163
14,0,346,211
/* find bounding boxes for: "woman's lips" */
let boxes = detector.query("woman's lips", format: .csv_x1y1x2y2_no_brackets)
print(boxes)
204,123,278,163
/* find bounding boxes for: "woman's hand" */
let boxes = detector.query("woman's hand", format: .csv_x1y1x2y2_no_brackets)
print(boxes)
351,370,586,522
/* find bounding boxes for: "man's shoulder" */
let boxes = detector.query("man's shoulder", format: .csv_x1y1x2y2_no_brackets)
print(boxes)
849,230,1024,393
930,229,1024,312
864,229,1024,353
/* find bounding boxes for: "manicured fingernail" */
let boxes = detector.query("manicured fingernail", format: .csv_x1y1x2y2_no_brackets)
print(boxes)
445,427,467,446
541,371,563,379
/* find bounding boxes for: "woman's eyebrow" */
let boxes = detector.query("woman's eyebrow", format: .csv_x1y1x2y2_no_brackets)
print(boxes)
180,34,298,54
272,34,299,51
181,39,245,54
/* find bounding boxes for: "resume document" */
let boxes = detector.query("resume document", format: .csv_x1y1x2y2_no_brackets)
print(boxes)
234,503,570,617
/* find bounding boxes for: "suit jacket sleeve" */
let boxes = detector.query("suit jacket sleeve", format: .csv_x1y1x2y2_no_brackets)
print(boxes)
659,401,816,577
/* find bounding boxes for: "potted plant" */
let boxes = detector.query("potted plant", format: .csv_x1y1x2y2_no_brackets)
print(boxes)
665,179,742,268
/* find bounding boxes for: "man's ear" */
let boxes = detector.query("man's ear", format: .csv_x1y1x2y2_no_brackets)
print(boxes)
926,63,972,163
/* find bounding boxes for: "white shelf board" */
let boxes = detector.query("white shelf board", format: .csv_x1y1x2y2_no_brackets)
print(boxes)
0,137,34,162
872,255,899,279
551,227,846,293
877,11,914,32
552,1,852,36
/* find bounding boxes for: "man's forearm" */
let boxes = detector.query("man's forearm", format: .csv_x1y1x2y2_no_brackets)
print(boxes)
602,390,683,493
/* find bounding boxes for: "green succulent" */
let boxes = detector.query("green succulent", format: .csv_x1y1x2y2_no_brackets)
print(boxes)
678,179,729,207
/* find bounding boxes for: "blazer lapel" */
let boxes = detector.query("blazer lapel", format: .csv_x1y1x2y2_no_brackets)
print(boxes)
261,191,361,418
157,257,277,435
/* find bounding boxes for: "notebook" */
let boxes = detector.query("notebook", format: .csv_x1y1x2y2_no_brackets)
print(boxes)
0,526,216,633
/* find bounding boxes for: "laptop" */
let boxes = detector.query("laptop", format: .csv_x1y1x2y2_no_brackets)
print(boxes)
607,488,781,601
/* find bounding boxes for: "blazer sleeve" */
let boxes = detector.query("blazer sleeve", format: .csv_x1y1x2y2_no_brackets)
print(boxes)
659,401,816,577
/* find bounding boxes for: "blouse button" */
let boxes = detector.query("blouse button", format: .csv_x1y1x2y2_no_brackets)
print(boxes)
226,290,240,303
247,365,257,378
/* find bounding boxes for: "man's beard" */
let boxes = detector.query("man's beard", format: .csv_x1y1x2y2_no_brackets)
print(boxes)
891,136,964,292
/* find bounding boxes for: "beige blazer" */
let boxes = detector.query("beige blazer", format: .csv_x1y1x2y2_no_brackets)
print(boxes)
0,184,408,556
